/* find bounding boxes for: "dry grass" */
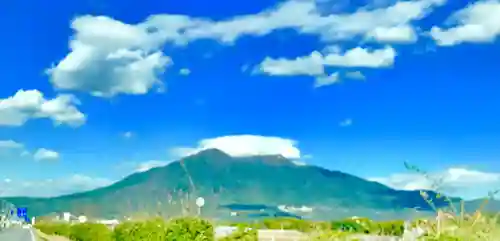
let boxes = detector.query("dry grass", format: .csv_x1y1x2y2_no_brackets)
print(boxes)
303,163,500,240
399,163,500,240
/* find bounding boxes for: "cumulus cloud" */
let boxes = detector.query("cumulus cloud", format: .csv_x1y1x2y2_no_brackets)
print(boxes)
258,52,325,76
430,0,500,46
369,167,500,199
339,118,353,127
169,135,301,159
314,72,340,88
365,25,418,43
345,71,366,80
321,45,342,54
0,174,113,197
257,46,396,83
322,46,397,67
135,160,170,172
169,147,199,158
48,0,445,95
146,0,444,44
0,140,27,157
292,160,307,166
179,68,191,76
33,148,59,161
0,90,86,127
47,16,172,97
122,131,134,139
0,141,63,160
0,140,24,149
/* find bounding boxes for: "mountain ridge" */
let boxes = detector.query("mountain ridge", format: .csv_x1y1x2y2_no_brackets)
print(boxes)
3,148,496,220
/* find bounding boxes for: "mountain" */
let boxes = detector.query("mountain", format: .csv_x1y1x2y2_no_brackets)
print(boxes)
462,198,500,214
3,149,464,220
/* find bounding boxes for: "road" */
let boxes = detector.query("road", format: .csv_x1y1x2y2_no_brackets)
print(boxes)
215,227,410,241
258,229,305,241
0,226,36,241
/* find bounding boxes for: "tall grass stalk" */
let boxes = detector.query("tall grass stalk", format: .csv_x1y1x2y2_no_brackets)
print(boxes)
405,161,500,240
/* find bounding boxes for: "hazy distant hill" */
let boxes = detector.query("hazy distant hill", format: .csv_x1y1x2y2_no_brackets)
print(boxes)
3,149,470,220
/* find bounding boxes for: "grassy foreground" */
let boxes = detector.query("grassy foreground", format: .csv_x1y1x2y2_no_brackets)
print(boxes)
34,205,500,241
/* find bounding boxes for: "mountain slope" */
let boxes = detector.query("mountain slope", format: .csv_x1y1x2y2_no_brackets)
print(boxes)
3,149,461,220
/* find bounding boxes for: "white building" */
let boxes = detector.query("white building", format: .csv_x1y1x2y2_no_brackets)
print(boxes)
0,214,7,228
63,212,71,222
78,216,88,223
96,219,120,229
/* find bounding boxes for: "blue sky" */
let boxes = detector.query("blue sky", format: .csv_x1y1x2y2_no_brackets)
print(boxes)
0,0,499,199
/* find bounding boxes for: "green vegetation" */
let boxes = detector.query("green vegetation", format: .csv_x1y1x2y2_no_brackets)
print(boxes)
218,226,257,241
33,209,500,240
69,223,114,241
36,222,72,237
36,217,214,241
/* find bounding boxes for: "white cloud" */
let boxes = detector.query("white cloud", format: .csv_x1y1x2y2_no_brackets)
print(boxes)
170,135,301,159
0,174,113,197
314,72,340,88
339,118,353,127
179,68,191,75
0,90,86,127
302,154,313,159
369,167,500,199
430,0,500,46
258,52,325,76
33,148,59,161
0,141,62,160
135,160,170,172
146,0,444,44
292,160,307,166
0,140,24,149
258,46,396,81
47,16,172,97
49,0,445,95
323,46,396,67
365,25,418,43
0,140,27,157
123,131,133,139
345,71,366,80
278,205,313,213
321,45,342,54
241,64,250,73
169,147,199,158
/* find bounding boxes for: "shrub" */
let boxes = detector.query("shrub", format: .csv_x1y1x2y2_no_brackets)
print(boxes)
261,218,313,232
311,221,331,232
374,220,405,236
35,222,112,241
114,218,168,241
330,220,368,233
308,230,351,240
69,223,113,241
35,222,71,237
218,226,257,241
164,217,214,241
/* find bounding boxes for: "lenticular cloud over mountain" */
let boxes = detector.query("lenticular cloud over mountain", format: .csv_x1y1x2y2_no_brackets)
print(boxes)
169,135,301,159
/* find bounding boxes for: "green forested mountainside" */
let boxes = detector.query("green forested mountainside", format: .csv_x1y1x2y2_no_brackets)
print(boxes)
5,149,495,220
